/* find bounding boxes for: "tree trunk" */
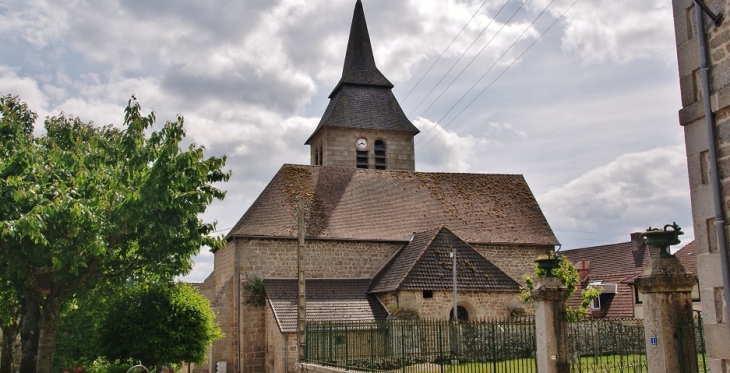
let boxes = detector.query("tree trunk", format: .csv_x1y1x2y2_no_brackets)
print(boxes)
1,323,19,373
19,292,39,373
35,297,60,373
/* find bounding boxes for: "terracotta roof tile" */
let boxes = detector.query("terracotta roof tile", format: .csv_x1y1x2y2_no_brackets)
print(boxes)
264,278,388,333
562,238,697,319
228,165,559,245
369,226,520,293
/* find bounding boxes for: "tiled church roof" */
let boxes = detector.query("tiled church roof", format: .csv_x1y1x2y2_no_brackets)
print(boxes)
305,0,418,144
264,278,388,333
369,226,521,293
228,165,559,245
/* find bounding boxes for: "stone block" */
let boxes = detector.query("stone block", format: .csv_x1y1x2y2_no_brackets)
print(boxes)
674,5,691,45
690,184,714,219
677,33,701,77
672,0,694,17
704,322,730,359
697,252,725,287
687,152,705,187
684,119,708,155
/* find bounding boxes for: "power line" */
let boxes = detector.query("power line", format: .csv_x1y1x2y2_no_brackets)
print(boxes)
412,0,530,146
407,0,515,119
416,0,579,154
401,0,492,103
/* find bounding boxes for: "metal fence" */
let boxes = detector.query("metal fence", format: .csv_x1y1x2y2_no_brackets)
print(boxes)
677,311,708,373
304,317,537,372
566,318,648,373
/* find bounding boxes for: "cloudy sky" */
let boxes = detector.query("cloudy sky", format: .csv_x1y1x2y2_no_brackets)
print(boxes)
1,0,692,282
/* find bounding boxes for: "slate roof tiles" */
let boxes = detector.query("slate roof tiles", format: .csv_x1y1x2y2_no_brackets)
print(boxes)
264,278,388,333
369,226,521,293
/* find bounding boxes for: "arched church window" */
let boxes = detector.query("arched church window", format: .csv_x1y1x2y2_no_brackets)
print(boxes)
356,151,369,169
374,140,386,170
449,306,469,322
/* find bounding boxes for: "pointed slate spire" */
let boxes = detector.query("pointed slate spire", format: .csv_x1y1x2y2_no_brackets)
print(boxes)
330,0,393,97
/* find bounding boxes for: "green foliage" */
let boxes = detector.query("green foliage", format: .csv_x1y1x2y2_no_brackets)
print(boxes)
387,305,419,320
243,276,266,306
98,282,223,368
53,285,114,372
519,254,601,321
0,94,230,371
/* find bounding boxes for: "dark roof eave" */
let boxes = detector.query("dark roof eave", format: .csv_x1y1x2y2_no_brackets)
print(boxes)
227,234,559,246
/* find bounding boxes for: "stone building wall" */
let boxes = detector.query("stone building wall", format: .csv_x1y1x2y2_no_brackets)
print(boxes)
309,127,415,171
236,237,403,279
672,1,730,371
380,290,520,320
265,306,297,373
470,244,551,284
206,237,547,372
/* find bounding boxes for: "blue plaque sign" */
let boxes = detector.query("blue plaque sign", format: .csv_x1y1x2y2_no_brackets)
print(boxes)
650,336,657,345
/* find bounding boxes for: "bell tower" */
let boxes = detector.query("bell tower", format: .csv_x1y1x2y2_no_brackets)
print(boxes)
305,0,419,171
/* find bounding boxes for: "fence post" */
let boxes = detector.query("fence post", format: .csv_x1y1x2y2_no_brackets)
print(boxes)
635,254,697,373
531,276,570,373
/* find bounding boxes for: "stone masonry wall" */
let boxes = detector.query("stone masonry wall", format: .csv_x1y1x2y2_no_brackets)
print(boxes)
309,127,415,171
380,290,520,320
470,244,551,285
237,237,402,279
266,306,298,373
207,237,546,373
673,1,730,371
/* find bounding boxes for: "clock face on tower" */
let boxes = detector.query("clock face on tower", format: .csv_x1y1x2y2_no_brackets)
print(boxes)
356,137,368,150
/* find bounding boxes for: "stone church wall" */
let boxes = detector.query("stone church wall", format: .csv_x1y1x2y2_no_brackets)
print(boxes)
265,306,297,373
470,244,551,284
310,127,416,171
378,290,520,320
236,237,402,279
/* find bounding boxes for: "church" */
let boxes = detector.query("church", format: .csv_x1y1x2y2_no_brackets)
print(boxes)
200,1,559,372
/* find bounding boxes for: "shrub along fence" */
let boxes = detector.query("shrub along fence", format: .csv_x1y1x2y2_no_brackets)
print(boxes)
304,317,537,373
304,315,705,373
565,318,648,373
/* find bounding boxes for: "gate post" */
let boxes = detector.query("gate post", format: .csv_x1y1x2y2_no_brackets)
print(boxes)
635,253,697,372
532,276,570,373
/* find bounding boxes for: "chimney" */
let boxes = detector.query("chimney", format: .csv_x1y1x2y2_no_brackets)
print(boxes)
575,259,590,282
630,232,646,252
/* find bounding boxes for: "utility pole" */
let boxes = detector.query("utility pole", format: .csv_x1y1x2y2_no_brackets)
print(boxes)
451,246,457,321
296,197,307,370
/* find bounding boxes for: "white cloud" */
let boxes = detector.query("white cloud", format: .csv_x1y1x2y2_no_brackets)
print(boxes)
531,0,676,64
538,145,693,248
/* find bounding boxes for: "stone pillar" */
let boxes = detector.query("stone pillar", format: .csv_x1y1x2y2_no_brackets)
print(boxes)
635,255,698,373
532,276,571,373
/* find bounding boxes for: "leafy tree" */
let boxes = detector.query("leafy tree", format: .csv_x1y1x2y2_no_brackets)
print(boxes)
519,254,602,321
0,95,229,372
98,282,222,368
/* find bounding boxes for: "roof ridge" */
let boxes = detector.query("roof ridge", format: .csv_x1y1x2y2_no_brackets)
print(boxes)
391,227,443,290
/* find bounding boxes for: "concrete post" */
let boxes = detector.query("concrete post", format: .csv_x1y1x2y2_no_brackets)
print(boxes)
635,255,698,373
531,276,571,373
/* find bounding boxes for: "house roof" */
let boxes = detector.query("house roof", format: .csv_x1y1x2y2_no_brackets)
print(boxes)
562,238,696,318
305,0,418,144
369,226,521,293
228,165,559,245
561,239,654,279
263,278,388,333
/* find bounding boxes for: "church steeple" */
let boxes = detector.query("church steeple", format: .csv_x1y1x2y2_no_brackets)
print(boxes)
306,0,419,171
330,0,393,97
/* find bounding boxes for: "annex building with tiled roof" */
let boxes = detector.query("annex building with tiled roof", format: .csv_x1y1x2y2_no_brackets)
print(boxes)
561,234,700,319
199,2,558,373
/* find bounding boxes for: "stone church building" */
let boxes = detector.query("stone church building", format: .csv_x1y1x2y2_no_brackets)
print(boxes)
200,1,559,372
